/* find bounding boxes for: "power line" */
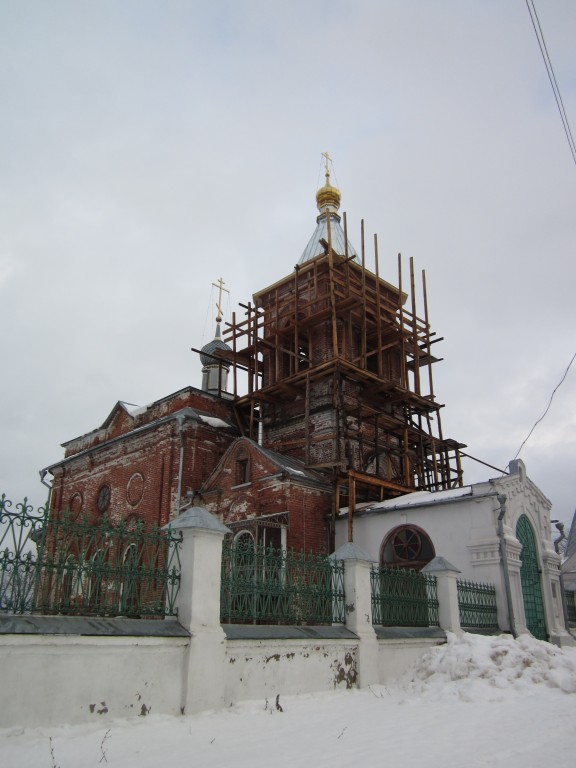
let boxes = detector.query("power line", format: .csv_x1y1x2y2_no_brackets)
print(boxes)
525,0,576,166
512,350,576,461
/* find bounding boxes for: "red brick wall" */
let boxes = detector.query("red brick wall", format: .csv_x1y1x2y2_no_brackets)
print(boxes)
51,412,237,528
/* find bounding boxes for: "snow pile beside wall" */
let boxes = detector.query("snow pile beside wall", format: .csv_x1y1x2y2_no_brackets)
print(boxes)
399,631,576,700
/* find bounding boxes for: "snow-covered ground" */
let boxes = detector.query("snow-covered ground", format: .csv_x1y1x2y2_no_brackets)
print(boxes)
2,632,576,768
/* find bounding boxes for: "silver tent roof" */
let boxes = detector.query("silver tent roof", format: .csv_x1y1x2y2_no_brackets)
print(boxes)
298,212,359,265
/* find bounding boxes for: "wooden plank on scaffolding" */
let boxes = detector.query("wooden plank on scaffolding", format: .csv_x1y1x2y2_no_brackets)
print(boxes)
347,469,413,495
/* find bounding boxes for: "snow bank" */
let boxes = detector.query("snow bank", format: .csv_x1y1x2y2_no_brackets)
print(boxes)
398,631,576,701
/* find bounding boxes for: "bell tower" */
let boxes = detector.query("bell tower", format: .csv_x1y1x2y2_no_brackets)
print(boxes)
217,158,464,539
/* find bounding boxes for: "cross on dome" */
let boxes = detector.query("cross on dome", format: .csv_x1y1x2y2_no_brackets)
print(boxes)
212,277,229,325
316,151,341,214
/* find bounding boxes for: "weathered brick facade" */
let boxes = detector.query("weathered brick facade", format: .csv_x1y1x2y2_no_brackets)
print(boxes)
46,387,334,552
200,437,332,553
46,387,239,530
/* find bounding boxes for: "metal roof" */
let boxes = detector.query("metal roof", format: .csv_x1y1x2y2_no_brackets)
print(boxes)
255,441,329,486
299,212,359,265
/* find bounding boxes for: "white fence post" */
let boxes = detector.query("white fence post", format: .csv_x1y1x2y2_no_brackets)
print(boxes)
422,556,462,633
331,542,379,687
164,506,230,715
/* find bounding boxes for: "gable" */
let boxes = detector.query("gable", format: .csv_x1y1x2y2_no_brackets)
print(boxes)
200,437,330,495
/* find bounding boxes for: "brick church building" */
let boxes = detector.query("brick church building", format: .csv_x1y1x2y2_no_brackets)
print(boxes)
43,163,464,554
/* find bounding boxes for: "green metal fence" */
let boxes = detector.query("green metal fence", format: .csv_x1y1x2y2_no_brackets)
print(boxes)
370,565,439,627
1,495,182,618
220,538,345,624
1,496,47,613
566,590,576,624
457,578,499,630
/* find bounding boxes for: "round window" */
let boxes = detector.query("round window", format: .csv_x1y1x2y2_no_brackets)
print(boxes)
127,472,144,506
96,485,111,514
380,525,435,570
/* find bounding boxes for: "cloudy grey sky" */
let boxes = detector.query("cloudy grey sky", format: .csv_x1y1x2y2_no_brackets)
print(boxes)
1,1,575,527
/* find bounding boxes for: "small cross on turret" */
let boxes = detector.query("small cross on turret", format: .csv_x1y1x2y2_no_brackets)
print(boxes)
212,276,229,324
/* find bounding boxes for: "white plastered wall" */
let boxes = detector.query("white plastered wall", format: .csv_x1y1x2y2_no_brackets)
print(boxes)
0,634,188,728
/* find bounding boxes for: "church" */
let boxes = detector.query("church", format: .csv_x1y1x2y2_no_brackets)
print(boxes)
40,160,573,644
43,159,465,555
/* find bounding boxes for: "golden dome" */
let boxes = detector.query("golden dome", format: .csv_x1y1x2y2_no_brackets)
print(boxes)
316,181,341,212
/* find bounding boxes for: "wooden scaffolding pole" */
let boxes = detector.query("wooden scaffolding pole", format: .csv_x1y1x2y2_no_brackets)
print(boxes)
398,254,408,389
374,233,383,377
361,220,367,369
409,257,421,396
348,473,356,543
326,207,339,358
422,269,435,401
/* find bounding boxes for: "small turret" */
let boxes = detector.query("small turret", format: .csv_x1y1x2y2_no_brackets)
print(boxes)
200,278,231,395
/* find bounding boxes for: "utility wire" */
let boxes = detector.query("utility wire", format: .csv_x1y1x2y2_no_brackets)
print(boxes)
512,350,576,461
525,0,576,166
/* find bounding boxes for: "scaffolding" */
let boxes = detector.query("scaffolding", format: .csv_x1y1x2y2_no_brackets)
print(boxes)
208,213,464,542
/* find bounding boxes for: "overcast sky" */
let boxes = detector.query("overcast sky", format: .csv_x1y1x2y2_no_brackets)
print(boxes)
1,1,574,530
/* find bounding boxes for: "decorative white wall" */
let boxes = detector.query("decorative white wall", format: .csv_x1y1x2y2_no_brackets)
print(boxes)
0,509,446,729
0,624,446,728
2,483,571,731
336,460,572,646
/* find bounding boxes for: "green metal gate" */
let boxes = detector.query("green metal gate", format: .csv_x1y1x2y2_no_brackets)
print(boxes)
516,515,547,641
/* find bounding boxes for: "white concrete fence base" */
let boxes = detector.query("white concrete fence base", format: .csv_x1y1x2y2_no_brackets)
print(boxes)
2,506,553,729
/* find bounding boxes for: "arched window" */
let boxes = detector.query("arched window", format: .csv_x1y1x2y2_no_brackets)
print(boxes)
380,525,435,571
60,555,77,612
233,531,255,579
235,450,250,485
88,548,107,612
234,530,255,548
119,543,140,617
68,493,83,521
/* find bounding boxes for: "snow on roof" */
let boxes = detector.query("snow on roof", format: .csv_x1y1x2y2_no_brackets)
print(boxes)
252,441,329,485
118,404,234,430
120,401,149,417
196,414,234,429
341,486,474,516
